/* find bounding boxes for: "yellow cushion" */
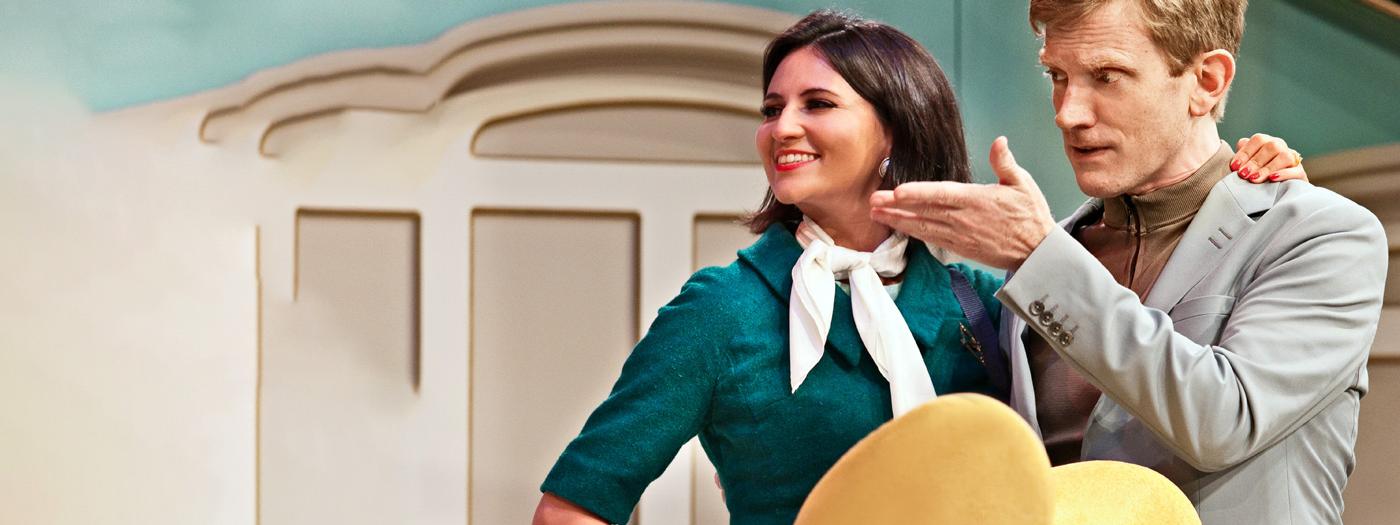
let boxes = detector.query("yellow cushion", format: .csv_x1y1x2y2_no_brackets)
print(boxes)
795,393,1053,525
796,393,1200,525
1049,461,1199,525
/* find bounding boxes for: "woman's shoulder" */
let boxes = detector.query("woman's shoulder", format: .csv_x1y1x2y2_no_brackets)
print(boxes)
639,260,782,366
905,240,1006,295
676,225,798,312
668,259,777,318
942,262,1005,295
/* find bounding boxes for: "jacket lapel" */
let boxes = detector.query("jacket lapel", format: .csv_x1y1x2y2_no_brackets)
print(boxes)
1143,175,1276,311
1081,175,1277,460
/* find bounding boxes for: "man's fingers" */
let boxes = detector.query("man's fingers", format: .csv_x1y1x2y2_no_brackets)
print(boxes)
869,190,896,208
871,206,957,238
870,206,931,236
988,136,1046,196
886,181,983,211
988,136,1024,186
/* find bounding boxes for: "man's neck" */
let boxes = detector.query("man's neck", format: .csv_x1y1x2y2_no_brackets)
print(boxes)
1129,122,1222,196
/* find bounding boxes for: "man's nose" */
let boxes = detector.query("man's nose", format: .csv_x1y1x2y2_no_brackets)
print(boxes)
1055,86,1096,130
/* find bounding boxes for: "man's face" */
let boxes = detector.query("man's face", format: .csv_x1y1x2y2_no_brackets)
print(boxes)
1040,0,1197,198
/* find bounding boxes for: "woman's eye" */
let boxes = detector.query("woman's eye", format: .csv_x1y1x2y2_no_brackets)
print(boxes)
805,99,835,110
760,105,781,118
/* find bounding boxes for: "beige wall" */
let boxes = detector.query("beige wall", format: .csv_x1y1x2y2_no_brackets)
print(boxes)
1348,360,1400,524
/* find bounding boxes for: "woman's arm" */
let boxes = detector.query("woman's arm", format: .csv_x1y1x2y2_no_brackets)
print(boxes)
533,493,608,525
537,267,732,523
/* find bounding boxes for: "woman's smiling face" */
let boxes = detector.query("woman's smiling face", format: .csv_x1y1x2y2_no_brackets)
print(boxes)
756,46,891,219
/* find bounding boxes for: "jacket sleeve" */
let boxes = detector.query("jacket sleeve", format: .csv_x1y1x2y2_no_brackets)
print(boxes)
995,202,1387,472
540,268,727,524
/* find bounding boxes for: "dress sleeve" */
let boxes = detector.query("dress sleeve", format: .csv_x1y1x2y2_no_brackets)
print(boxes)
540,268,728,524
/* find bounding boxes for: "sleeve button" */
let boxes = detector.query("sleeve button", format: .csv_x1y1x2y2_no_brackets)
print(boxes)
1058,332,1074,346
1029,300,1046,316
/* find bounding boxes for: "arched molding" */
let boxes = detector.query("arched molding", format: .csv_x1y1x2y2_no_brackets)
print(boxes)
257,73,758,158
194,1,796,156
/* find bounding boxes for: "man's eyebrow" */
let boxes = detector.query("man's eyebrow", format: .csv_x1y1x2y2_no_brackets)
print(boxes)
1085,56,1134,70
1038,52,1136,72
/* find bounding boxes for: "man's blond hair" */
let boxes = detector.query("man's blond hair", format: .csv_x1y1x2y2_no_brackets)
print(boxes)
1030,0,1246,119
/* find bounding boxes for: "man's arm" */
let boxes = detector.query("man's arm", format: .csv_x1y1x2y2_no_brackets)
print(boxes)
1000,201,1385,471
872,137,1387,472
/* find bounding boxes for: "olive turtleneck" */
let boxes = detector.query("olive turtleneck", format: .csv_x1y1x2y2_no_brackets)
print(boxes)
1031,143,1235,465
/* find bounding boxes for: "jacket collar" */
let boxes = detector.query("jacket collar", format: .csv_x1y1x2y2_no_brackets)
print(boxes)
738,223,960,368
1041,164,1276,311
1143,173,1276,310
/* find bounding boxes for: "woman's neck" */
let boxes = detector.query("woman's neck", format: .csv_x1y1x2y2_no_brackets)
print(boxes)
804,205,892,252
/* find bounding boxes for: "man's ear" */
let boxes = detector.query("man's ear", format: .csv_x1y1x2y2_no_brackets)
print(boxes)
1190,49,1235,117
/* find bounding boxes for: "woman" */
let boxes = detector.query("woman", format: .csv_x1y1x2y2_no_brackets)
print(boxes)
534,10,1300,524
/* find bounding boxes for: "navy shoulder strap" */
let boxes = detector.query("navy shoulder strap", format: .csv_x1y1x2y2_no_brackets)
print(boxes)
947,267,1010,403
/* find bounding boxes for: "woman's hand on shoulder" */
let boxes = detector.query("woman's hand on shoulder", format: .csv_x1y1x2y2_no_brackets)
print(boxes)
533,493,609,525
1232,133,1307,184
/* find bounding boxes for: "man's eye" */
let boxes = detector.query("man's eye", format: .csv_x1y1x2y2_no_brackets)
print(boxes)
760,105,781,118
1043,69,1066,83
1095,70,1121,84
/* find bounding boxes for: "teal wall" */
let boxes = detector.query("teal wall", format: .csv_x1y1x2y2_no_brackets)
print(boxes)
3,0,1396,215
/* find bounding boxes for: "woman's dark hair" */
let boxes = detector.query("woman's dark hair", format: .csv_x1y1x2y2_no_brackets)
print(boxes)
744,9,973,233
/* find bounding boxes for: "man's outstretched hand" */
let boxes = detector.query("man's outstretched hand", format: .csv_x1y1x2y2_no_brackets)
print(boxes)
870,136,1056,270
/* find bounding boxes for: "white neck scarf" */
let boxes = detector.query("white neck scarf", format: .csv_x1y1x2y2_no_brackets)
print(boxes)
789,217,937,417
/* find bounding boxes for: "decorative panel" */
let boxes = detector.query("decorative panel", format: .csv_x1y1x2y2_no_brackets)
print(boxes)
474,104,761,164
1344,360,1400,525
261,210,422,524
470,211,639,524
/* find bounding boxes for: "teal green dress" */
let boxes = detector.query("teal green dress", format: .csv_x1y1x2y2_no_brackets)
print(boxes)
542,223,1004,524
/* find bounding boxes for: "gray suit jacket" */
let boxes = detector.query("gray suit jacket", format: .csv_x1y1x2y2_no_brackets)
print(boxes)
996,174,1387,524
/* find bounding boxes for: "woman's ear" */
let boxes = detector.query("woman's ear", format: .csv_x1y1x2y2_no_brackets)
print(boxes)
1190,49,1235,118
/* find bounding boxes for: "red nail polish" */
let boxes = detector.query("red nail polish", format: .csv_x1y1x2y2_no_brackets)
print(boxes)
1268,174,1280,181
1230,159,1241,171
1238,172,1248,179
1240,167,1251,178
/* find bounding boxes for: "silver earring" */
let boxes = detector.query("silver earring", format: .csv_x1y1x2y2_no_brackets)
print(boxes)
879,157,891,179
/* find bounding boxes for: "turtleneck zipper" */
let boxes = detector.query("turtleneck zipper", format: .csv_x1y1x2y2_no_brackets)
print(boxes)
1122,196,1146,291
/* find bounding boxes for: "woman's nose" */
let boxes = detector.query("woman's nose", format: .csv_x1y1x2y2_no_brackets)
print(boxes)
772,108,804,142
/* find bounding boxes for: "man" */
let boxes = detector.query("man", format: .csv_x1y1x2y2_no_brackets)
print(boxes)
870,0,1387,523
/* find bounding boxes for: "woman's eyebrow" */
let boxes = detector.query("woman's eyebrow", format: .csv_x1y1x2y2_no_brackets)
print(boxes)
764,87,841,101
